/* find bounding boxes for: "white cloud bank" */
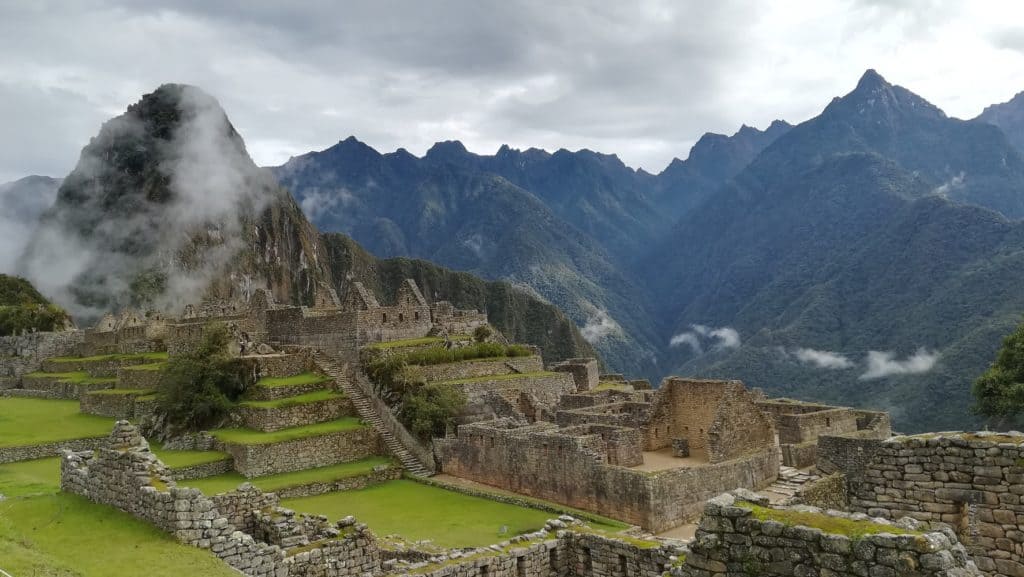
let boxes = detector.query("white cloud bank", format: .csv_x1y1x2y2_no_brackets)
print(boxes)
580,308,621,344
670,324,741,355
792,347,855,369
860,348,940,380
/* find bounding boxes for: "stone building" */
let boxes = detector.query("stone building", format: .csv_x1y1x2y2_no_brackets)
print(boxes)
755,398,891,468
436,378,781,532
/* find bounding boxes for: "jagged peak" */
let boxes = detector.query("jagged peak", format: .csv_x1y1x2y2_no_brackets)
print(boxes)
425,139,471,160
322,135,382,160
855,68,889,92
826,69,946,120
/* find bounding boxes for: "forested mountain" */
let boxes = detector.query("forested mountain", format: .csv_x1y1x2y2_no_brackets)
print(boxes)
976,90,1024,155
276,69,1024,432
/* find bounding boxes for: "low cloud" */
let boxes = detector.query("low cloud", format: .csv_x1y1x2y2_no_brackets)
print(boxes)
580,308,621,344
298,186,351,220
932,171,965,197
792,347,855,369
860,348,940,380
670,324,741,354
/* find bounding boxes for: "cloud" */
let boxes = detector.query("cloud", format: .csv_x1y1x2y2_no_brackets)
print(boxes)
2,2,1024,183
792,347,855,369
932,171,965,197
860,348,940,380
670,324,740,354
297,186,351,220
579,308,621,344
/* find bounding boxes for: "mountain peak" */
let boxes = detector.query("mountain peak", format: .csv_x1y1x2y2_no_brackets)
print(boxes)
855,68,889,92
825,69,946,121
425,140,471,162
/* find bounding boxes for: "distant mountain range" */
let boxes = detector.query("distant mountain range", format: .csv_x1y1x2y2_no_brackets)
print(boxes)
272,70,1024,432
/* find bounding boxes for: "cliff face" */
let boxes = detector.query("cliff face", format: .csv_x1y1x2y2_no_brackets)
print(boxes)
18,84,331,321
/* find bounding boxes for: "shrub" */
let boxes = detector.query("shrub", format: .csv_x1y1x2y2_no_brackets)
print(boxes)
402,342,532,366
155,324,250,432
0,304,70,336
400,383,467,440
473,325,493,343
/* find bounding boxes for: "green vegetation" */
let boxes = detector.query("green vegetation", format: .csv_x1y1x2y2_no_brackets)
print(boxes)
23,371,117,385
366,336,445,349
150,443,230,469
473,324,493,343
155,324,250,431
403,342,532,366
88,388,152,395
400,383,467,440
239,389,342,409
48,351,169,363
435,371,558,385
0,274,71,336
973,319,1024,428
0,494,240,577
742,501,920,538
281,480,562,547
182,456,394,495
211,417,366,445
0,457,60,497
256,372,331,388
0,398,113,447
124,362,167,371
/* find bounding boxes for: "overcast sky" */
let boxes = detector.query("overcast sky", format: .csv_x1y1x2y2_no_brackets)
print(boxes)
2,0,1024,183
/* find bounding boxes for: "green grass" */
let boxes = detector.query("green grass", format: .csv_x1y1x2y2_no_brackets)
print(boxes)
23,371,117,385
743,501,921,538
150,443,230,469
434,371,559,386
181,456,394,495
282,479,568,547
0,457,60,497
0,398,113,448
239,389,342,409
255,372,331,388
211,417,366,445
46,351,169,363
365,335,472,350
0,494,239,577
122,362,166,372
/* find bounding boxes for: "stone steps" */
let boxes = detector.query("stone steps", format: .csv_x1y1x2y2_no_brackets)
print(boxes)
314,354,434,477
763,466,820,503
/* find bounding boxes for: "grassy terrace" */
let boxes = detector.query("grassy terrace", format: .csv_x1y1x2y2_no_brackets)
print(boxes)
123,362,167,371
150,443,231,469
255,372,331,388
47,351,169,363
88,388,152,395
240,389,342,409
282,479,586,548
211,417,366,445
434,371,559,386
182,456,394,495
743,502,921,538
0,457,60,497
365,335,472,350
23,371,117,385
0,398,113,447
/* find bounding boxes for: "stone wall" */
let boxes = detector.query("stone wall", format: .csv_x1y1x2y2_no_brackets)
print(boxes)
793,473,848,511
674,492,981,577
247,350,316,378
80,391,145,419
816,434,886,478
271,465,403,499
436,419,779,532
841,433,1024,576
418,356,544,382
0,436,108,465
266,307,359,359
757,400,891,468
551,358,600,392
237,395,355,432
116,366,164,390
169,458,234,481
0,330,85,379
218,427,382,477
453,373,577,423
60,422,381,577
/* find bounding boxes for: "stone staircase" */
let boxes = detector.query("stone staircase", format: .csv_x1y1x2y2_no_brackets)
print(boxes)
762,465,819,503
314,352,434,477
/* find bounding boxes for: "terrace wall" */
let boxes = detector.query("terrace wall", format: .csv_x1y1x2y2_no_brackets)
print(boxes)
217,427,382,477
418,356,544,382
0,330,85,380
237,396,356,432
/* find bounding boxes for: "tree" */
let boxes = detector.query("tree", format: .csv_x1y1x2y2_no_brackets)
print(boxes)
400,383,467,441
155,324,249,432
972,320,1024,428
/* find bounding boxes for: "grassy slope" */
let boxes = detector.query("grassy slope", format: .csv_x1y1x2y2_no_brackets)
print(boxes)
255,372,330,388
149,444,230,469
181,456,394,495
0,398,113,447
239,389,341,409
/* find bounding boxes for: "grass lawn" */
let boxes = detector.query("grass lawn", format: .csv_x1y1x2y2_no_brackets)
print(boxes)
0,398,113,448
122,362,166,371
46,351,169,363
150,443,231,469
434,371,559,385
23,371,117,385
239,389,341,409
182,456,394,495
0,457,60,497
255,372,331,388
0,494,239,577
88,388,152,396
211,417,366,445
282,479,573,548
